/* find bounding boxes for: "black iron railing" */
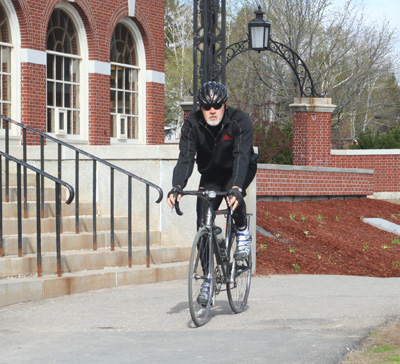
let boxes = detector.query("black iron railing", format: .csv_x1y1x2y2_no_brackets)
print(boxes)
1,116,163,269
0,151,74,277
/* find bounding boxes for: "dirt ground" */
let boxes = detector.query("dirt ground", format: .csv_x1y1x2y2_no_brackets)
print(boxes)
255,197,400,363
256,198,400,277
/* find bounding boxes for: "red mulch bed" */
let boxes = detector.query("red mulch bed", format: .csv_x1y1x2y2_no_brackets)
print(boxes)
256,198,400,277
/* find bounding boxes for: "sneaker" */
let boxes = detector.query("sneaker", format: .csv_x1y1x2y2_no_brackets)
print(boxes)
197,279,211,306
234,230,252,260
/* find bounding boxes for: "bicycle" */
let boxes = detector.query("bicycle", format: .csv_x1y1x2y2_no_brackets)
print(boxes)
174,189,252,327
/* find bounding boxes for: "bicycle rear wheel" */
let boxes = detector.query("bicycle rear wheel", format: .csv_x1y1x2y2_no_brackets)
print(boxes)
227,233,252,313
188,227,214,327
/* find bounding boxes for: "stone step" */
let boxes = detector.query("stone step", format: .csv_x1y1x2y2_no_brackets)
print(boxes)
1,215,128,235
0,245,191,278
1,200,92,218
2,185,68,202
0,261,189,308
1,171,38,186
1,230,161,255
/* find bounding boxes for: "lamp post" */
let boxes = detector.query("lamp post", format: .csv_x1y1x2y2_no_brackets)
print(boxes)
192,2,323,108
248,6,270,51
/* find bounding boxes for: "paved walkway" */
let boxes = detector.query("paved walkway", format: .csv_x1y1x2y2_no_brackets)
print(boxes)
1,275,400,364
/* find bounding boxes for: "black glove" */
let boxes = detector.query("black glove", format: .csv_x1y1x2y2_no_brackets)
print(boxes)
167,186,183,201
228,187,244,204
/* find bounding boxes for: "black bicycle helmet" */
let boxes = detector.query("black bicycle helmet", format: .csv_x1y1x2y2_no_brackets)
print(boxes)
197,81,228,107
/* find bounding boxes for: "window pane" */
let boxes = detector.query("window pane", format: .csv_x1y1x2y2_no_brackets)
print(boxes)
110,90,116,112
2,74,10,101
47,81,54,106
64,57,71,82
128,117,138,139
47,108,54,133
117,92,123,114
56,56,63,80
72,59,79,82
1,47,10,73
117,67,123,89
56,83,62,106
2,102,9,118
67,110,71,134
110,65,116,89
73,85,79,108
65,83,71,108
125,92,130,114
132,93,138,115
129,70,138,91
47,54,54,79
73,111,80,134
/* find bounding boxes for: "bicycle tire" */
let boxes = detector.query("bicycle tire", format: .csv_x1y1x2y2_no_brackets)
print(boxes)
188,227,214,327
227,232,252,314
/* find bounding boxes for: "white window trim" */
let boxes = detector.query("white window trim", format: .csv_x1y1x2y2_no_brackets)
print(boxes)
110,17,146,145
2,0,21,137
47,3,89,143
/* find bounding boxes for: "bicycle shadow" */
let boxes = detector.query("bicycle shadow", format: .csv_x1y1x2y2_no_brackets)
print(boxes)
166,299,250,328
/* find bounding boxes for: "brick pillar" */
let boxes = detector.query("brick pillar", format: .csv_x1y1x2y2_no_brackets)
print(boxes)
290,97,336,166
21,63,47,145
180,95,194,120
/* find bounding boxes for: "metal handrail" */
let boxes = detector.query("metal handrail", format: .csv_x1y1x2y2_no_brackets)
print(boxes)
0,150,74,277
1,115,163,268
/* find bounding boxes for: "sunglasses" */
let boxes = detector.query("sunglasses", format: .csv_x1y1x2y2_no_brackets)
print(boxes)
201,102,224,111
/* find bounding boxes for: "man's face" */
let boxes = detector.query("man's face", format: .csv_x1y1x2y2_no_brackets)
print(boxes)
201,103,226,126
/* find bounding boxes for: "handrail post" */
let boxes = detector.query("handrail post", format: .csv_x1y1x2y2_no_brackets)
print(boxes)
57,143,62,232
75,151,79,233
146,185,150,268
110,167,114,251
40,136,44,218
92,160,97,250
0,155,3,256
36,172,42,277
55,182,62,277
128,176,132,268
5,119,9,202
23,129,27,218
17,164,22,257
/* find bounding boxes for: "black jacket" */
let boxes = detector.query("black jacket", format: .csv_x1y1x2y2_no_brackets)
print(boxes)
172,105,255,189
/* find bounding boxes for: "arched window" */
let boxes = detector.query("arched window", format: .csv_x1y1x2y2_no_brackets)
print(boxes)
110,22,143,142
46,9,81,136
0,4,11,126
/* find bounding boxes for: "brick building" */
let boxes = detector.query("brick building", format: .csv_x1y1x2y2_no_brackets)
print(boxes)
0,0,165,145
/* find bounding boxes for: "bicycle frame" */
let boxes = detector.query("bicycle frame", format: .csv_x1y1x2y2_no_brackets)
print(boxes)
175,189,239,285
174,188,252,326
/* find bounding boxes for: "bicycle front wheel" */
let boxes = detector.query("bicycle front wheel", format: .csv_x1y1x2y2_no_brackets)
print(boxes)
188,227,214,327
227,234,252,314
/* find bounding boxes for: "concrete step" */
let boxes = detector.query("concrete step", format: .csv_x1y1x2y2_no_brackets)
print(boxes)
1,171,38,186
0,245,191,278
2,185,68,202
1,200,92,218
1,215,128,235
0,261,189,308
1,230,162,255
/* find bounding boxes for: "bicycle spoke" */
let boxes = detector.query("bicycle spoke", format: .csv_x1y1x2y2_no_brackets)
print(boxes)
227,236,252,313
188,228,214,327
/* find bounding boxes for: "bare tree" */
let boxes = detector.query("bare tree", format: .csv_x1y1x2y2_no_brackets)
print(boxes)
164,0,193,139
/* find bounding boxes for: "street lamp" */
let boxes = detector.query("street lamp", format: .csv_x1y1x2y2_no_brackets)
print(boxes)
248,6,270,51
192,0,324,105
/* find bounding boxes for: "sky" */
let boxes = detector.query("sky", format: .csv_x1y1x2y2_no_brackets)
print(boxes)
337,0,400,51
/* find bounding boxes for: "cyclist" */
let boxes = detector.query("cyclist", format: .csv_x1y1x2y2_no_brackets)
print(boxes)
167,81,257,305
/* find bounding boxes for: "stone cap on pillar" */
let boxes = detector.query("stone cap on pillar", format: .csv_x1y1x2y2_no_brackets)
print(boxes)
180,95,194,113
289,97,336,113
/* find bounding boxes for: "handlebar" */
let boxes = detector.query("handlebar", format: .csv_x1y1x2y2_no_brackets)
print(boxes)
173,189,231,216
